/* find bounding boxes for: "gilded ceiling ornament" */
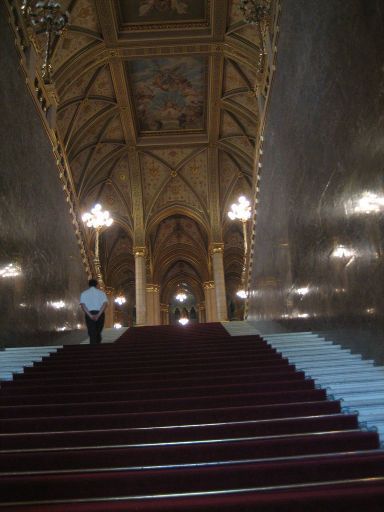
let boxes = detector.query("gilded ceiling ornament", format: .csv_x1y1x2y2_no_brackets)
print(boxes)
248,86,258,96
170,169,178,178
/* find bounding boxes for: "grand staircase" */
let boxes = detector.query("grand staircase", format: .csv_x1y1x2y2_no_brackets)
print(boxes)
1,323,384,511
225,322,384,442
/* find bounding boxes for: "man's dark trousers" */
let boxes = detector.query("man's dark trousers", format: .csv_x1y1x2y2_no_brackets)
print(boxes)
85,310,105,344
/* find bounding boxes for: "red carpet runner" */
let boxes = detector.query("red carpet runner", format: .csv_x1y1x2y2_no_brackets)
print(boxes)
1,323,384,511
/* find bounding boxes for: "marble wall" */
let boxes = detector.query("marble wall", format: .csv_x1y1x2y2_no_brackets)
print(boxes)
0,8,88,346
247,0,384,354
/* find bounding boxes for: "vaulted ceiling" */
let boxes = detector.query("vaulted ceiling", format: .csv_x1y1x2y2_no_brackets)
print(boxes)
26,0,277,305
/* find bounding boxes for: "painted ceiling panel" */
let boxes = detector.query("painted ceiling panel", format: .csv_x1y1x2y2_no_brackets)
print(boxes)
118,0,208,25
126,56,207,134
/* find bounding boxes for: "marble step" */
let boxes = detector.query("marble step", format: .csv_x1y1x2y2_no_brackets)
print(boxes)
223,322,384,446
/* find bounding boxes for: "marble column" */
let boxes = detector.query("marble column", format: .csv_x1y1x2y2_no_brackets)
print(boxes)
153,285,161,324
104,287,115,328
198,302,206,323
203,281,217,322
160,303,169,325
134,247,146,326
203,282,211,322
211,244,228,321
209,283,218,321
146,284,161,325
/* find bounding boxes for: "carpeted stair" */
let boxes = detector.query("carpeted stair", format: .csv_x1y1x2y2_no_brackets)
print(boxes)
1,323,384,511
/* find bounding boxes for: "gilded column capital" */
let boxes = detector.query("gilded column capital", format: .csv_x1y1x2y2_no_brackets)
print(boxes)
104,286,114,296
146,284,160,293
203,281,215,289
134,246,146,257
210,243,224,255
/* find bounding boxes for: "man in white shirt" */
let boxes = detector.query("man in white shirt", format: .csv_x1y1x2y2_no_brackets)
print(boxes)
80,279,108,344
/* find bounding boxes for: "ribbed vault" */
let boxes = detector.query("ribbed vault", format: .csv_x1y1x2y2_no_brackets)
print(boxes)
16,0,279,321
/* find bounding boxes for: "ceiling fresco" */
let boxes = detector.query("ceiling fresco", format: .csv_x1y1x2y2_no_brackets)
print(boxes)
126,56,207,133
117,0,208,25
15,0,279,312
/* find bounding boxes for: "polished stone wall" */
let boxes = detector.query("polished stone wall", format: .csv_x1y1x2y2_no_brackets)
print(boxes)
248,0,384,355
0,8,87,346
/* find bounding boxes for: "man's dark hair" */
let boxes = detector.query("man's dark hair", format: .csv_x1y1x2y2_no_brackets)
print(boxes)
88,279,98,287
